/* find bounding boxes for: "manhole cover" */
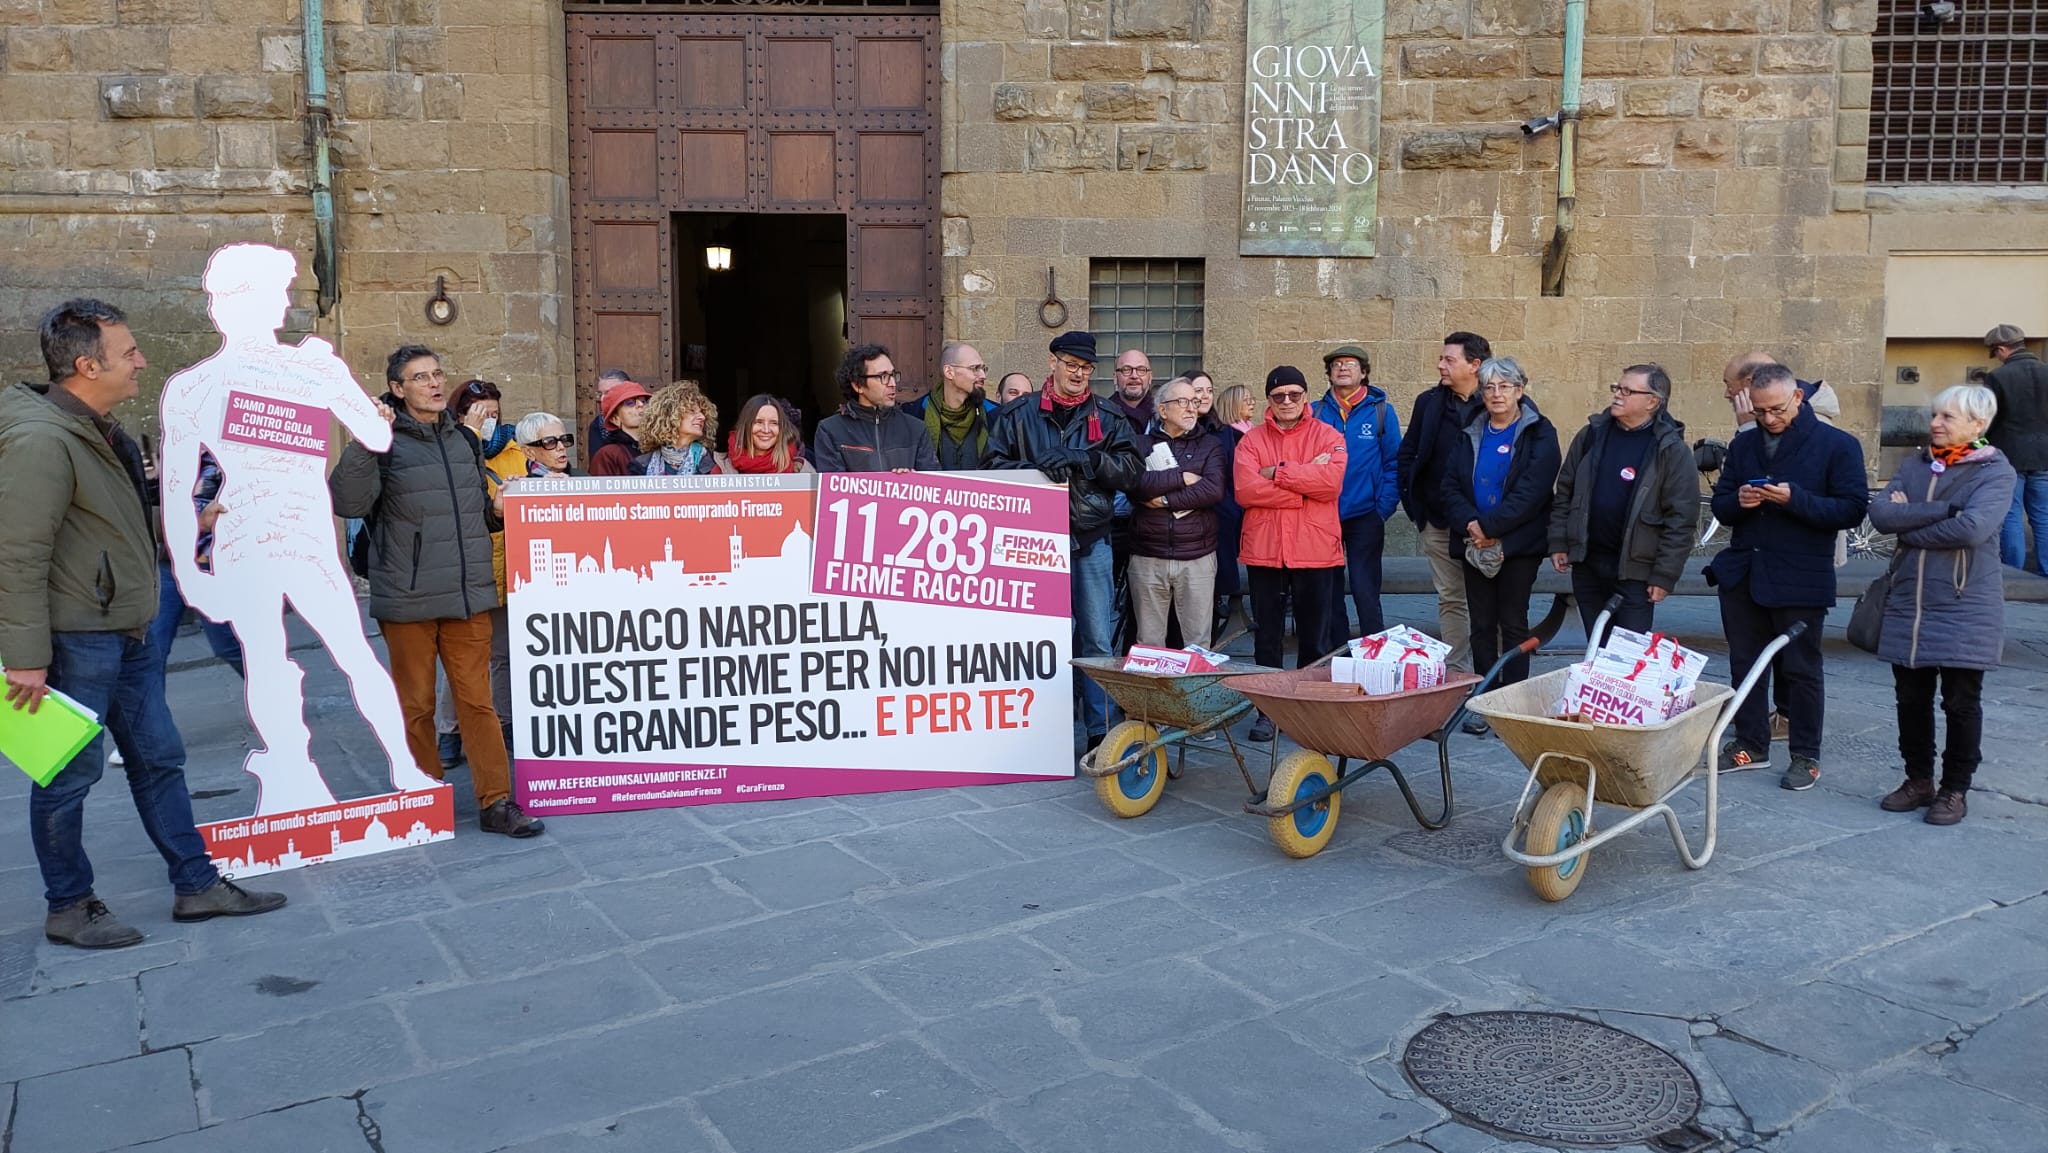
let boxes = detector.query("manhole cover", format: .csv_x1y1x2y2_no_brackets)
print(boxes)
1402,1011,1703,1148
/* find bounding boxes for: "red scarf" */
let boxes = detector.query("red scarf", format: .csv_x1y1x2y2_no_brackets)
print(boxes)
1040,378,1103,442
724,430,793,474
1329,385,1365,421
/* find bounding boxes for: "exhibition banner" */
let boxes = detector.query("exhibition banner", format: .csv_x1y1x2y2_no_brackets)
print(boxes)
505,472,1075,815
1239,0,1386,257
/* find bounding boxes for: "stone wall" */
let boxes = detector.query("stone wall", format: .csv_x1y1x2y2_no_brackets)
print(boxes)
940,0,1887,447
0,0,573,435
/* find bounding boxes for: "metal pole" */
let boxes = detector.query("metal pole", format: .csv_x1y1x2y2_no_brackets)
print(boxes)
303,0,338,316
1539,0,1585,297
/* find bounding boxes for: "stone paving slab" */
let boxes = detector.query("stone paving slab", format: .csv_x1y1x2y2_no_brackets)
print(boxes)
3,596,2046,1152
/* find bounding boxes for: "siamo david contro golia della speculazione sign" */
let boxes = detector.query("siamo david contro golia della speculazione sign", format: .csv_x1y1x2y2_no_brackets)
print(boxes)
1240,0,1385,258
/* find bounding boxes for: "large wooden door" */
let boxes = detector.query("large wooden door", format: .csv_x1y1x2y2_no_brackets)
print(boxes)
566,9,940,424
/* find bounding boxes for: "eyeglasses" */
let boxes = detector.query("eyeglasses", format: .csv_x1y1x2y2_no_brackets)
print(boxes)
1054,356,1094,373
1482,383,1523,395
863,371,902,383
1754,400,1799,419
526,433,576,450
404,368,447,386
465,380,493,395
1114,366,1152,377
1609,384,1656,398
1268,389,1307,403
948,363,988,375
1158,396,1197,409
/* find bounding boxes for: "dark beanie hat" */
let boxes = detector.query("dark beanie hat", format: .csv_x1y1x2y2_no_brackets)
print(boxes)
1048,330,1098,363
1265,365,1307,394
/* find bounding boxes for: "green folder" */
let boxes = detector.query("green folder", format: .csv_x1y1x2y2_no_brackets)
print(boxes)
0,682,104,787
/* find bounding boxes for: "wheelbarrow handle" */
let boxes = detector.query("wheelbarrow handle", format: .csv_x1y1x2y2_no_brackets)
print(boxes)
1579,593,1625,664
1705,623,1808,764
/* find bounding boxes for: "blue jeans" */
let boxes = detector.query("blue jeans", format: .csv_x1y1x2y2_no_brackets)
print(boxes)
148,560,245,678
1999,470,2048,575
30,631,221,912
1072,538,1116,746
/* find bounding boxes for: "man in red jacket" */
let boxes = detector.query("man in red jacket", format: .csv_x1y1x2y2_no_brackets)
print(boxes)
1235,366,1347,741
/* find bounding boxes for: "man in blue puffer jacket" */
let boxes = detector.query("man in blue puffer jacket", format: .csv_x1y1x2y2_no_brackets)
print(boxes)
1310,344,1401,651
1706,363,1869,792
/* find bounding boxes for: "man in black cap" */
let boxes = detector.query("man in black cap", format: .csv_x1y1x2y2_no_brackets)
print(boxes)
986,330,1145,755
1310,344,1400,651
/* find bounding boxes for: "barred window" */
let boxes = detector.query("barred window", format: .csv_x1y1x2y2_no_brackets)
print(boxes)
1087,259,1206,393
1868,0,2048,184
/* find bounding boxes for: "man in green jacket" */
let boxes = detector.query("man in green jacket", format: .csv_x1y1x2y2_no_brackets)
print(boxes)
0,299,285,949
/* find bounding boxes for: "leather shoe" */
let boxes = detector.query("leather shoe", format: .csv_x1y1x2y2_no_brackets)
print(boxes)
481,798,545,838
173,877,288,922
46,896,145,949
1879,778,1935,812
1925,790,1967,827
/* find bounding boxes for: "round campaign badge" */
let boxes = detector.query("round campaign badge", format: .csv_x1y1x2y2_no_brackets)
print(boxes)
1620,466,1637,481
1931,460,1947,474
1496,444,1512,454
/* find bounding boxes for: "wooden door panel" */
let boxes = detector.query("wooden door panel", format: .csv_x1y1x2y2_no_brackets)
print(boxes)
853,223,925,297
853,37,923,112
590,222,662,295
764,38,835,112
679,131,749,205
766,132,836,207
855,132,925,206
588,37,658,110
855,314,929,394
589,130,661,201
677,36,747,112
592,311,664,387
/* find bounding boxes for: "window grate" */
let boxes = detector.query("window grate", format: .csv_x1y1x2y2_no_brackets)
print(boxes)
1087,259,1206,394
1868,0,2048,185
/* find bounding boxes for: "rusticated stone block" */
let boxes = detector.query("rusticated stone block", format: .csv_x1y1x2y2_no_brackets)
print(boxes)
1624,80,1701,119
1110,0,1201,39
7,29,71,72
1677,122,1737,166
1653,0,1784,33
198,75,296,119
1400,129,1518,169
1117,128,1209,171
1083,81,1157,121
1578,120,1676,168
1532,38,1676,78
1169,84,1228,124
1026,124,1112,171
993,83,1077,122
1051,44,1142,81
1701,79,1833,121
1471,0,1560,36
102,76,195,119
1676,38,1756,75
1761,36,1835,73
1403,41,1524,79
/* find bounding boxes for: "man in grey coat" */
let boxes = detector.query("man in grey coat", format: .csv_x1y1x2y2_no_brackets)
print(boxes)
329,344,543,838
1549,364,1698,634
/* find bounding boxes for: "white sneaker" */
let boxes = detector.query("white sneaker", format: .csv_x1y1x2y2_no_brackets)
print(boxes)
108,748,124,767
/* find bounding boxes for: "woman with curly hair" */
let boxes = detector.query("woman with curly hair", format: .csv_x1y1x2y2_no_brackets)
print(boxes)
632,380,721,476
720,393,816,475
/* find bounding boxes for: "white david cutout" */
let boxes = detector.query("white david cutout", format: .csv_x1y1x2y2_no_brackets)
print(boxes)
159,243,453,874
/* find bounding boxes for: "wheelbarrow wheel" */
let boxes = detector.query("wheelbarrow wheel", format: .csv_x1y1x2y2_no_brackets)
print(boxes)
1265,750,1340,858
1525,782,1591,902
1092,721,1167,818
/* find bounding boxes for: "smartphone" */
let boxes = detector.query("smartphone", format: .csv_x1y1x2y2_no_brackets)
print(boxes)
1744,477,1772,487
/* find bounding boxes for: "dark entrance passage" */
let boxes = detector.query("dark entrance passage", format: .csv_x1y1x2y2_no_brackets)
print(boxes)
673,212,848,436
566,9,940,438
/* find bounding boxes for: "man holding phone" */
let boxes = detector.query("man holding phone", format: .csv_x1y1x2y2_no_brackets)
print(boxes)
1704,364,1869,791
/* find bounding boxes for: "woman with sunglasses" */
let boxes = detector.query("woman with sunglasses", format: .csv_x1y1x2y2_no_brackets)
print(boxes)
1441,357,1561,731
633,380,722,475
515,412,584,477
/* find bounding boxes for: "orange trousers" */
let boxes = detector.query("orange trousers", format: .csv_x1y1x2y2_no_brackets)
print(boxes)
381,612,511,807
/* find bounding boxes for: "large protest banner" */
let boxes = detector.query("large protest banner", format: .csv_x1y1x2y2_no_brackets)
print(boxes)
1239,0,1386,257
504,471,1075,815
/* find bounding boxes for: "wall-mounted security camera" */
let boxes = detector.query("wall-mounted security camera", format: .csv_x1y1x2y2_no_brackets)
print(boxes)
1967,366,1989,382
1896,366,1921,384
1521,112,1561,138
1919,1,1959,25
